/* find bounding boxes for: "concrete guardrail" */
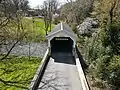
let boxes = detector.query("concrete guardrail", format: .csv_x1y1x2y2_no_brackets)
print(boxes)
76,58,89,90
75,47,90,90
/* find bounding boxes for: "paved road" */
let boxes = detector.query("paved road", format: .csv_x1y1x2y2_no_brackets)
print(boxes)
1,42,47,57
38,52,82,90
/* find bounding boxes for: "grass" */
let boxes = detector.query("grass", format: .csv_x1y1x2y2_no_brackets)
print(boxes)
6,17,55,42
22,17,55,42
23,17,46,35
0,56,41,90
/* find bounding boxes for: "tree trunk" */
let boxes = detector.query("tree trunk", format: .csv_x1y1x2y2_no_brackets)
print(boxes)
1,40,19,60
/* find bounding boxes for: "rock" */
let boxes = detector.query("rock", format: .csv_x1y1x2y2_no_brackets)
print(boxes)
77,17,99,35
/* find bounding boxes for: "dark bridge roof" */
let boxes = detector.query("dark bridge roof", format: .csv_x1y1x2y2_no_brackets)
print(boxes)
47,22,76,38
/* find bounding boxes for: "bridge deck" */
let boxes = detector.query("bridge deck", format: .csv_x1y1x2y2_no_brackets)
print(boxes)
38,52,82,90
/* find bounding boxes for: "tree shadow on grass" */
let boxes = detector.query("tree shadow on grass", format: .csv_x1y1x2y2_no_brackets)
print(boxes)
0,78,30,89
0,57,40,90
0,69,33,89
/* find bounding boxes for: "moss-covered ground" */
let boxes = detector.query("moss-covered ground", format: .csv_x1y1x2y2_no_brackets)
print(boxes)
0,56,41,90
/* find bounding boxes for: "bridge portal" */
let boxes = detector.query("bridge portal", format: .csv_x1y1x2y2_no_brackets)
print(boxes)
50,37,73,52
47,23,76,53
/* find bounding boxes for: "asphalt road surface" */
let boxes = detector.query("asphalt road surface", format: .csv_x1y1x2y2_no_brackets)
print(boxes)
38,52,82,90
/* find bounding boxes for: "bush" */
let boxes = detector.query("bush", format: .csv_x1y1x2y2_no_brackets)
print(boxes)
101,23,120,55
78,21,120,89
53,17,60,25
107,56,120,88
92,55,120,89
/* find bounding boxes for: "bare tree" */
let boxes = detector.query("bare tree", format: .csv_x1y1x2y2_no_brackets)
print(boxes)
41,0,59,35
0,0,29,60
60,0,94,25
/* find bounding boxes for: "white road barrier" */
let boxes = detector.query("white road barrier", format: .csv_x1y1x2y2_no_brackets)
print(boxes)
76,58,89,90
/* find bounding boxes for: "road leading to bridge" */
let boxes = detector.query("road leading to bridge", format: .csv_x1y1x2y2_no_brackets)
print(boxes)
38,52,82,90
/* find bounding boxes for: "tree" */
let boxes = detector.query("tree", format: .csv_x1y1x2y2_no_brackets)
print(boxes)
0,0,30,60
94,0,120,26
76,0,120,89
60,0,94,25
98,0,120,55
41,0,59,35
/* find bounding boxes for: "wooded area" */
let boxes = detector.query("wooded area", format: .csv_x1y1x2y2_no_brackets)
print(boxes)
0,0,120,89
63,0,120,89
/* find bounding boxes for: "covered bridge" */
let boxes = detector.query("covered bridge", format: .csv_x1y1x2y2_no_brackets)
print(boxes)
46,23,76,53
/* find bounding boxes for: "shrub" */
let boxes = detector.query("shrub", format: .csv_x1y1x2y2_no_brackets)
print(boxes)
107,56,120,88
101,23,120,55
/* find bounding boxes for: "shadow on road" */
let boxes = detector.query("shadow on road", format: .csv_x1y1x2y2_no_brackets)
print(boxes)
51,52,76,65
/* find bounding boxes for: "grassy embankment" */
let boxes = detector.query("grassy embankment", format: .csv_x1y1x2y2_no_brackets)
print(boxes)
0,56,41,90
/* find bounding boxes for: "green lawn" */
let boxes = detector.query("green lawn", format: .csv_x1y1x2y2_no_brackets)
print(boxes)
23,17,46,35
7,17,55,42
0,56,41,90
22,17,55,42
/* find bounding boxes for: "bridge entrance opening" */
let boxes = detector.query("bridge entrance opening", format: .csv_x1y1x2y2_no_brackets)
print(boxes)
50,37,73,52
